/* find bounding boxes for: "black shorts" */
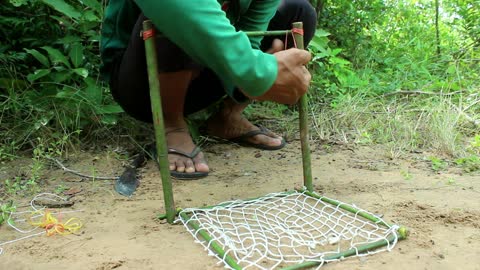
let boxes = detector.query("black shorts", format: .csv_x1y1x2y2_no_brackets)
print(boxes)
109,0,317,123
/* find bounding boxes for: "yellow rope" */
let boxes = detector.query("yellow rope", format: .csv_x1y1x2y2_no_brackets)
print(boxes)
29,210,82,236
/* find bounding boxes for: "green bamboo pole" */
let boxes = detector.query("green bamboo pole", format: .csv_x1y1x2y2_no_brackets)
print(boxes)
280,234,400,270
179,212,243,270
292,22,313,192
143,20,176,224
302,189,390,227
157,208,182,220
245,30,292,37
304,189,409,238
156,30,290,38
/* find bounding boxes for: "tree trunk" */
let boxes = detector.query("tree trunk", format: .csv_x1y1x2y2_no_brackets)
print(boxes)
435,0,441,56
309,0,325,20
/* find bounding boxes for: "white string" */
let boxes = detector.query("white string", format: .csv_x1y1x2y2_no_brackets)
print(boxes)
31,192,69,211
178,191,400,269
0,231,45,251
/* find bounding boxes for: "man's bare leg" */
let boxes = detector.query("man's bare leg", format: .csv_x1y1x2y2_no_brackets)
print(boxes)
205,38,284,148
207,98,284,148
158,71,209,174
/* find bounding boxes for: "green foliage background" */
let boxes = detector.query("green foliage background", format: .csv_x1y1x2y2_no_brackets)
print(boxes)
1,0,122,159
308,0,479,103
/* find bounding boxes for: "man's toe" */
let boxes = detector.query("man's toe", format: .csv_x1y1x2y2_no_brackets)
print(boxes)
174,160,186,172
184,159,196,173
193,154,209,173
254,134,283,147
268,136,283,146
195,163,209,173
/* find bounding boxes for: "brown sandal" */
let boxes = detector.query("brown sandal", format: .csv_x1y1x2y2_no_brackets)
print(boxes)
229,124,286,150
167,146,209,180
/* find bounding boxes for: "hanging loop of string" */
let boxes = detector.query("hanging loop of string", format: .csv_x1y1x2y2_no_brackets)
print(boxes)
284,28,304,50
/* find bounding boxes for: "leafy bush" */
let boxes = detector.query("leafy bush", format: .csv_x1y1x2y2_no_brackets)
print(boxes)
0,0,122,156
308,29,367,107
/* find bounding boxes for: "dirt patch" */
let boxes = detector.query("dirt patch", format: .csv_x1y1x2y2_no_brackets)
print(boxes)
1,142,479,270
394,201,480,228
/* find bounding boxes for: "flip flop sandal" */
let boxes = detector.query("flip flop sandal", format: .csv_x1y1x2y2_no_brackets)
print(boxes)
229,124,286,151
167,146,209,180
147,144,209,180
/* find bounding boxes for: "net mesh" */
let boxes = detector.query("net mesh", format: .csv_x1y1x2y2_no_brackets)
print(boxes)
177,191,399,270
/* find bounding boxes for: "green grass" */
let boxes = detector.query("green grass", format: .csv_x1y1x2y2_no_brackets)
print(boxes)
245,87,479,174
0,201,16,226
309,94,477,158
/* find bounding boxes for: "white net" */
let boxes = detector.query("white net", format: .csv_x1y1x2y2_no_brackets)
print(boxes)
177,191,400,270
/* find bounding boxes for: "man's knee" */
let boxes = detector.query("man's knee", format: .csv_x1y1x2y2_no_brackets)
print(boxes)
279,0,317,20
279,0,317,42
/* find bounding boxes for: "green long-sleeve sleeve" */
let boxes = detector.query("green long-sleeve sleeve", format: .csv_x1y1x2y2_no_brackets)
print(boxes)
236,0,280,50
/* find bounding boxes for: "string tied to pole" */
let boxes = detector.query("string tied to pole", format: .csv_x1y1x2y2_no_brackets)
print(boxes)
285,27,304,50
142,28,155,41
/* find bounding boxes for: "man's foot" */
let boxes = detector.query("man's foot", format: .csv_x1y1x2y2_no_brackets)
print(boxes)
165,127,209,179
206,109,285,150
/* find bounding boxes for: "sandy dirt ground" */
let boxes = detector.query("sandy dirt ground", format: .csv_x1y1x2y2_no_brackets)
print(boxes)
1,141,479,270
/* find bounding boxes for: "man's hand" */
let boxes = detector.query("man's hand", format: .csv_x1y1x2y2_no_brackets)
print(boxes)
265,38,284,54
244,39,312,105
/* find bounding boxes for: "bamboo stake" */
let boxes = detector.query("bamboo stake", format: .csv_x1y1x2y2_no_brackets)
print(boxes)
302,189,391,227
143,20,176,224
179,212,242,270
155,30,291,38
304,189,409,237
245,30,292,37
292,22,313,192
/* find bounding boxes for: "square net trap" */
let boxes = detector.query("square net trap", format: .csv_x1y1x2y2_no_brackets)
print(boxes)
177,190,405,270
142,20,407,270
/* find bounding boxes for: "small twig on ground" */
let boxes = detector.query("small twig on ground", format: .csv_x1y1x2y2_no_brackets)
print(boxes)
447,102,480,126
46,157,118,180
464,98,480,112
33,199,75,208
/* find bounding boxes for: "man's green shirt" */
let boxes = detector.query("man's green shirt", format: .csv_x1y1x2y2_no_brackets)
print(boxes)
100,0,280,99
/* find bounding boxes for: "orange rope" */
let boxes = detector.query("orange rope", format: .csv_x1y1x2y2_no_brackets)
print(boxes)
143,29,155,40
291,28,304,36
